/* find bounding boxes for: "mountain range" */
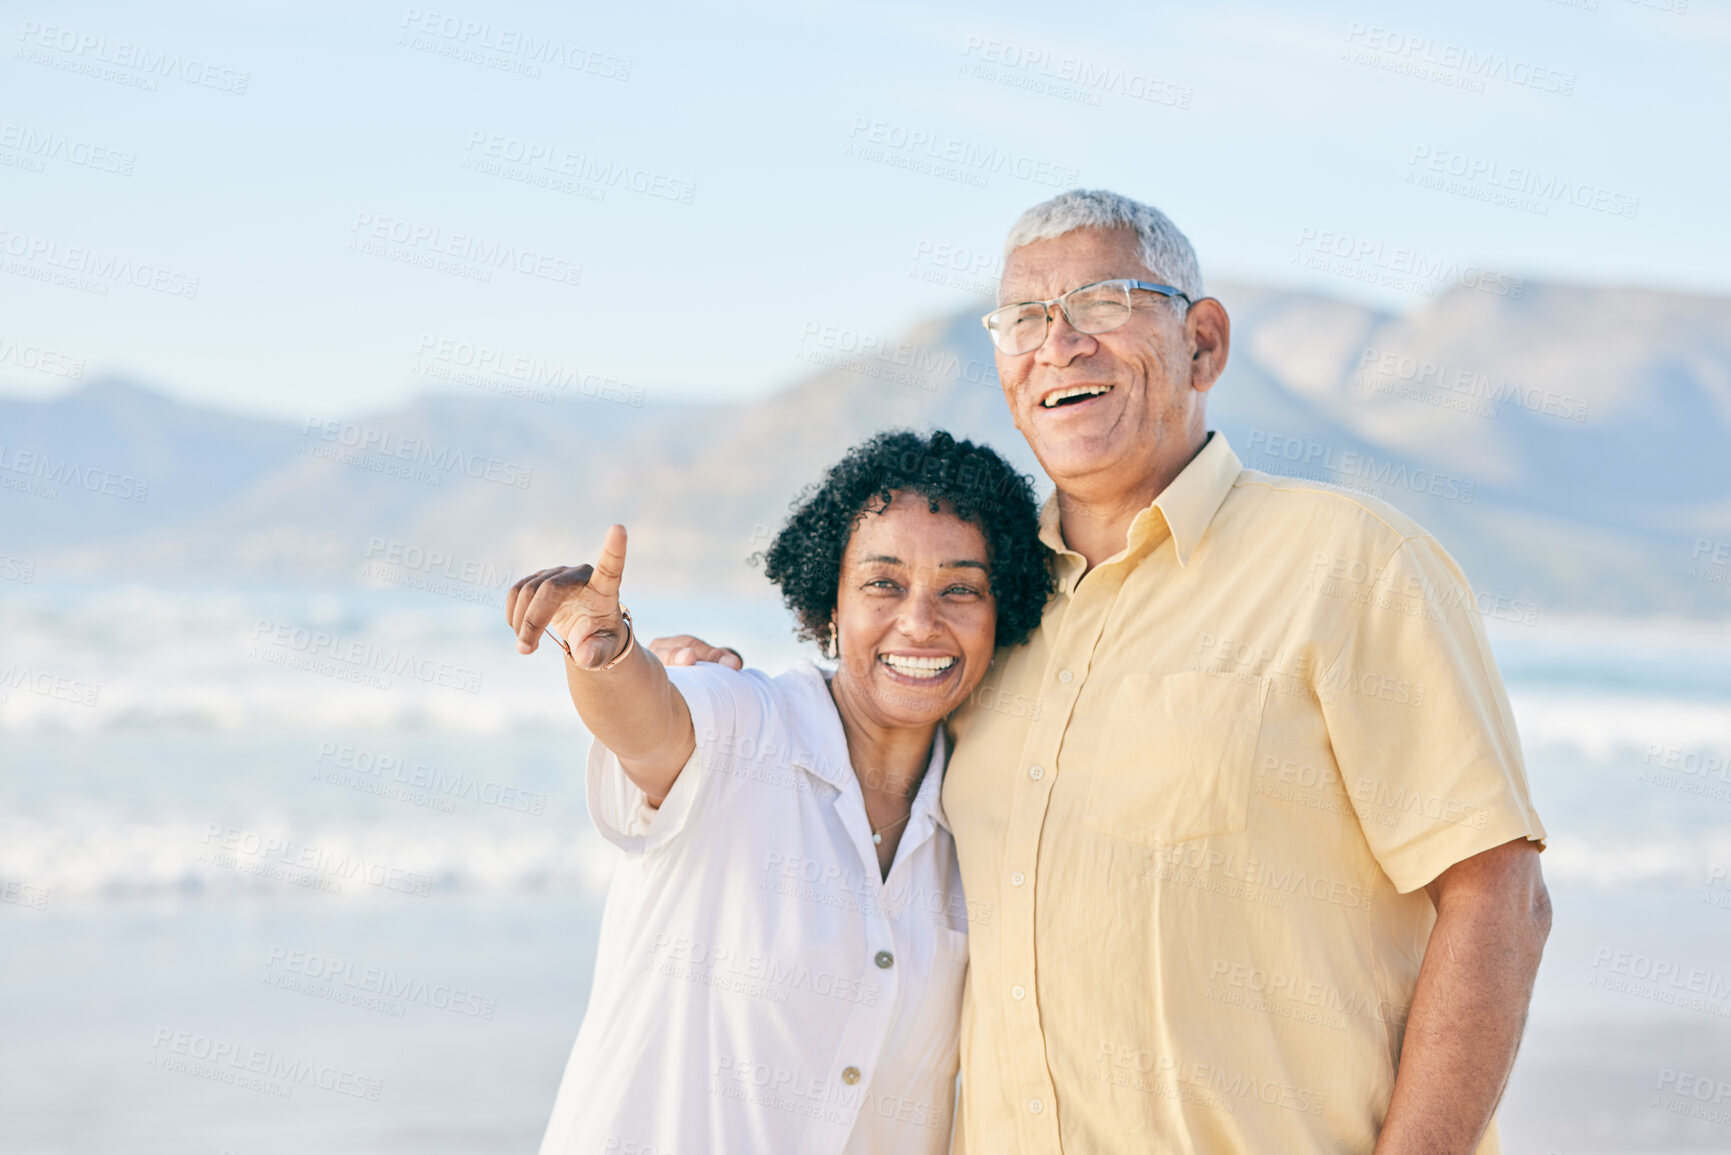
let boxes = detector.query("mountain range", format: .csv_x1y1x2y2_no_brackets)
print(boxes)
3,278,1727,618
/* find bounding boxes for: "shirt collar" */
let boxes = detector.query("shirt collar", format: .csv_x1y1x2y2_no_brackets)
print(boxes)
782,662,952,832
921,727,952,833
1038,431,1243,578
782,662,854,789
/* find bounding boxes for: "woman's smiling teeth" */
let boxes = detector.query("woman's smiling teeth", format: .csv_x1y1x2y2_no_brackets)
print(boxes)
879,654,957,679
1041,384,1112,409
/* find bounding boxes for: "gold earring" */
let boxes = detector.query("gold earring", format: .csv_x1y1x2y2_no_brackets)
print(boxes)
824,621,838,660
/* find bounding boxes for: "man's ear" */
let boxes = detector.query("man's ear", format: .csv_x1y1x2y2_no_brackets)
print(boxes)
1187,298,1231,394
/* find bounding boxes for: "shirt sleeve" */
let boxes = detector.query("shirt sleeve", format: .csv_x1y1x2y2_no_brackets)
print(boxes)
584,663,767,854
1317,534,1547,893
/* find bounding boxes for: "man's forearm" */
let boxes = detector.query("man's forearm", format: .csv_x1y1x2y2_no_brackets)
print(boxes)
1374,840,1551,1154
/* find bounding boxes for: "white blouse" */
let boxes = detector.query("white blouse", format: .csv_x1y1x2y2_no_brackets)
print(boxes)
536,661,969,1155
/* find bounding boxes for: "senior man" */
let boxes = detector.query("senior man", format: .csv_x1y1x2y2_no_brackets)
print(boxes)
658,189,1550,1154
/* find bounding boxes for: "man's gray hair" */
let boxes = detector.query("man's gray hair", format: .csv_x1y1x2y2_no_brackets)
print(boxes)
1003,189,1202,300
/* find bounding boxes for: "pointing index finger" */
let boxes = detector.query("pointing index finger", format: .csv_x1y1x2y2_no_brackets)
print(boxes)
587,524,627,603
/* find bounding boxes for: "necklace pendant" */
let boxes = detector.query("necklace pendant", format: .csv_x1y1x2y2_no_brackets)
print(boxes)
872,832,882,845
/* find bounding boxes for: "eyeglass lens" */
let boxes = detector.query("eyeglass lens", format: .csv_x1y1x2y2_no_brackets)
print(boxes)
990,282,1134,355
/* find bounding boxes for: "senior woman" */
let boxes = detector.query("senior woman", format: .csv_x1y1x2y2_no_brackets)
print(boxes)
507,430,1052,1155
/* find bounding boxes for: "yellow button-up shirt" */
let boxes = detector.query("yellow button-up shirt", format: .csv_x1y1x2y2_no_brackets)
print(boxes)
943,433,1547,1154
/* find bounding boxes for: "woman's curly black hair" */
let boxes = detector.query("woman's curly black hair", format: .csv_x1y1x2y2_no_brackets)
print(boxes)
762,430,1054,650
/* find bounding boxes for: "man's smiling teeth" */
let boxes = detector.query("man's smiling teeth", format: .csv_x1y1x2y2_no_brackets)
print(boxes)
879,654,956,678
1041,384,1112,408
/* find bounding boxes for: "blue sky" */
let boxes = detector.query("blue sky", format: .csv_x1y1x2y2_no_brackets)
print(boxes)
2,0,1726,418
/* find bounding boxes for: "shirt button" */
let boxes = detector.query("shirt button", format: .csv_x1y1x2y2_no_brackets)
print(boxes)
1057,669,1073,684
874,950,894,969
1028,765,1044,781
1011,984,1025,1000
1010,871,1025,887
1029,1098,1044,1114
842,1066,861,1085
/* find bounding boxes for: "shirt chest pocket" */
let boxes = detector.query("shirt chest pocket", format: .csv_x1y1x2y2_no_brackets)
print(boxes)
1082,671,1269,847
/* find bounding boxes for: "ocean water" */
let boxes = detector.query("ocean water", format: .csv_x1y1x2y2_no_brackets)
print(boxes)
2,584,1729,1153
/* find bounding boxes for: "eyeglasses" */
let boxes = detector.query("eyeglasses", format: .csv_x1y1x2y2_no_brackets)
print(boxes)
981,278,1192,356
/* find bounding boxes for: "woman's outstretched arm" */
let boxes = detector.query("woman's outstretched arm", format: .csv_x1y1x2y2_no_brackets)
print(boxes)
507,525,695,807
